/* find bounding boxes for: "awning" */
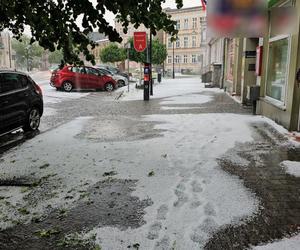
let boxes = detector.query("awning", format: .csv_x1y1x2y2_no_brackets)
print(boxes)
268,0,279,8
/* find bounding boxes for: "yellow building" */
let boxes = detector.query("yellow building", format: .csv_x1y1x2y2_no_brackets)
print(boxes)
163,6,206,74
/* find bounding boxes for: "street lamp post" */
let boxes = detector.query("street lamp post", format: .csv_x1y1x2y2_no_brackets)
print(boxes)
125,42,131,92
172,41,175,79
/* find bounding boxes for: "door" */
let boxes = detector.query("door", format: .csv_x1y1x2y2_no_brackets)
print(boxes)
86,67,103,89
0,73,29,133
70,66,87,89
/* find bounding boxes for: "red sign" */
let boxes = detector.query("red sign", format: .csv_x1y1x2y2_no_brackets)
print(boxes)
134,32,147,52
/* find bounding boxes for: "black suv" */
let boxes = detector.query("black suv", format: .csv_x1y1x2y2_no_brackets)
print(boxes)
0,70,43,136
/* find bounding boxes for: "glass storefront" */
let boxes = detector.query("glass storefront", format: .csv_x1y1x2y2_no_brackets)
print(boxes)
266,37,289,102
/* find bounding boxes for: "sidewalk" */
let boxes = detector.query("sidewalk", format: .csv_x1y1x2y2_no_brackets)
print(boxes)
0,76,299,250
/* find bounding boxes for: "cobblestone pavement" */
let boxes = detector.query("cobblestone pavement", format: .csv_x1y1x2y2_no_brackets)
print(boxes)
0,80,299,249
205,123,300,250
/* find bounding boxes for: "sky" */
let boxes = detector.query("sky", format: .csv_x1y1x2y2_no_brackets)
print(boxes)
104,0,201,27
23,0,202,35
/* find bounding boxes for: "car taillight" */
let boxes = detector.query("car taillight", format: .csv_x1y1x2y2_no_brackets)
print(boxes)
34,83,43,96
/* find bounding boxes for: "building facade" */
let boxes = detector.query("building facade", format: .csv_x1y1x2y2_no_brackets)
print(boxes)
256,0,300,131
201,0,299,131
89,38,110,65
163,6,206,74
0,32,15,69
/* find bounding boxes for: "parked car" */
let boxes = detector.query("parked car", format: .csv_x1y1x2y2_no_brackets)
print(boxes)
98,65,129,80
96,67,128,87
50,66,117,92
0,70,43,136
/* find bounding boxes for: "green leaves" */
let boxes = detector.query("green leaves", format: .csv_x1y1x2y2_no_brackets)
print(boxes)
100,43,126,63
128,37,167,65
152,39,167,65
1,0,182,65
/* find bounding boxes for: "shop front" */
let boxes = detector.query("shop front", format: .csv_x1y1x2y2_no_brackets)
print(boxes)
257,0,300,131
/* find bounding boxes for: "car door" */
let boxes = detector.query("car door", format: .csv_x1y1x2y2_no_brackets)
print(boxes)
71,66,87,89
0,73,29,133
86,67,103,89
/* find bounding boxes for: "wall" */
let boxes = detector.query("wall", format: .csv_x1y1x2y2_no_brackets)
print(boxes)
257,0,300,131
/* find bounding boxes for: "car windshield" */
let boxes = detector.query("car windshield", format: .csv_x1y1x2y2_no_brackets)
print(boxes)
1,1,300,250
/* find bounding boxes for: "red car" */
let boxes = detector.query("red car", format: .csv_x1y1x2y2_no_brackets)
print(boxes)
50,66,117,92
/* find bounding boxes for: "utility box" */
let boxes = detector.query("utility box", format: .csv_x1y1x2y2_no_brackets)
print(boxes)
247,85,260,115
158,73,162,83
247,86,260,101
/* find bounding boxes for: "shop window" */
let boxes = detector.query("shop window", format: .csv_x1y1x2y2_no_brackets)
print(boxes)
265,1,292,103
266,37,289,102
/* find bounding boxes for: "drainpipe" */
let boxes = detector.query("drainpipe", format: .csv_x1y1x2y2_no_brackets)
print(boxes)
221,38,227,90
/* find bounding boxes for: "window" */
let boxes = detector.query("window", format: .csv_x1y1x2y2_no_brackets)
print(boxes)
183,55,188,63
201,28,206,43
266,37,289,102
86,67,99,76
168,38,172,48
184,19,189,29
168,56,172,64
176,38,180,48
18,75,29,88
192,18,197,29
71,67,85,74
192,36,196,47
0,73,23,93
176,20,180,30
184,37,188,48
265,2,292,103
192,55,197,63
175,55,181,64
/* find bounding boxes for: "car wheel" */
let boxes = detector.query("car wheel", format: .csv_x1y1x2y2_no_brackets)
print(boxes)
118,80,125,87
63,81,73,92
24,108,41,132
105,82,114,92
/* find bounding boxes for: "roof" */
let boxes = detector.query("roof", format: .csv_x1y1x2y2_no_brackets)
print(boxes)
164,6,203,13
0,69,26,75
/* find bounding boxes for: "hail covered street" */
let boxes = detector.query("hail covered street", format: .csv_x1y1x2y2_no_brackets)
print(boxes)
0,72,299,250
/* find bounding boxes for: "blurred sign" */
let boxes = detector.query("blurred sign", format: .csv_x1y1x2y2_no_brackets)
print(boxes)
207,0,268,38
134,32,147,52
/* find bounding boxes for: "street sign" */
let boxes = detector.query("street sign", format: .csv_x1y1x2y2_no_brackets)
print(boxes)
134,32,147,52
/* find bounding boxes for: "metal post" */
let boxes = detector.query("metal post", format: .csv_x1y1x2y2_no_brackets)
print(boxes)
127,45,130,92
150,31,153,96
172,42,175,79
